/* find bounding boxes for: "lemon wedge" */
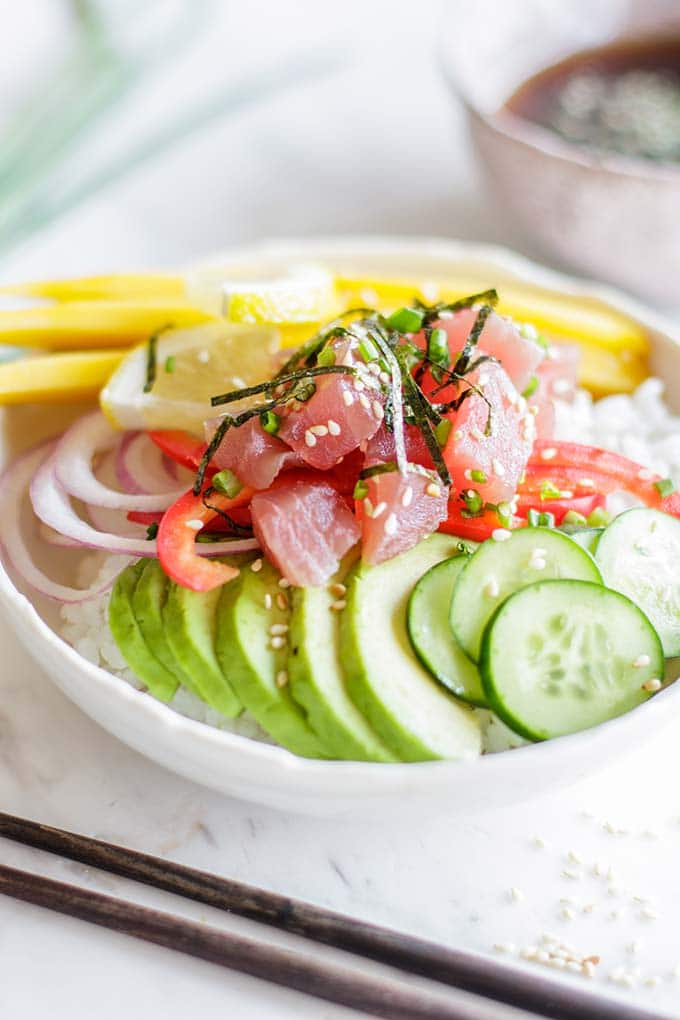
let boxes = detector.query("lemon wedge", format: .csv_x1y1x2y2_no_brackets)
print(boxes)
101,322,280,434
186,264,338,325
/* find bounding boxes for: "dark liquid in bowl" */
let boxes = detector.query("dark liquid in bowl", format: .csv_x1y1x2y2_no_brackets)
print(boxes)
505,37,680,162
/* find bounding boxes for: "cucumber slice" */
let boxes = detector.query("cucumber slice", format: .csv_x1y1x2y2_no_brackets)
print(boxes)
451,528,602,661
341,534,481,762
560,527,604,555
480,580,665,741
596,507,680,657
407,555,485,706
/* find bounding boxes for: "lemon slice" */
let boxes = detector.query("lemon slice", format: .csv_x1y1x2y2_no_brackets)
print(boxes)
101,322,280,434
186,264,338,324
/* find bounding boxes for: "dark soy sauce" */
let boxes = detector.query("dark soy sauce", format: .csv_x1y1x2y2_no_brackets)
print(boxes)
505,36,680,162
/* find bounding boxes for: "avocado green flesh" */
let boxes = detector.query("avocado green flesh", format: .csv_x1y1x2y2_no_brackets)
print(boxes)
288,554,397,762
132,559,197,695
216,560,330,758
341,534,482,762
164,564,243,718
108,560,179,703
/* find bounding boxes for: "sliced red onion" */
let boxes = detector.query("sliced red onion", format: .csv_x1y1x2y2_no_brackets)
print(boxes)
0,441,129,602
54,411,186,511
116,431,191,495
89,450,150,537
31,449,260,560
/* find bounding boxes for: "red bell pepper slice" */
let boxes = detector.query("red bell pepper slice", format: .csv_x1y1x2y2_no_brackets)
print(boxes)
156,484,254,592
148,430,208,472
439,506,525,542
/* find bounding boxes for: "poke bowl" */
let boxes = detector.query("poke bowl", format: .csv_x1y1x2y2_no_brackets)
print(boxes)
0,236,679,818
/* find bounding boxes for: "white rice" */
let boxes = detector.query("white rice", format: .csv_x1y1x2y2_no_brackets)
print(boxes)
58,378,680,756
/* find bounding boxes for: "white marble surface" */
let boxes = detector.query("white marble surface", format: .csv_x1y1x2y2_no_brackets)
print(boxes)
2,1,680,1017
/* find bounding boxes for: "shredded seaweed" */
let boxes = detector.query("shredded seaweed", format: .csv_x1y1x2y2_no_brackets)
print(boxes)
414,288,498,327
210,364,354,407
142,323,173,394
367,327,408,477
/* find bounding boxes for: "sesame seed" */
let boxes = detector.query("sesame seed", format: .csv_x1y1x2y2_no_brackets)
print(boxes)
453,430,463,440
508,887,524,903
532,836,546,848
633,654,651,668
553,379,572,396
372,501,387,519
251,558,263,572
363,497,374,518
342,389,355,407
354,379,366,393
276,593,289,611
331,599,346,612
185,519,203,530
493,942,512,953
310,424,328,437
372,400,384,419
384,513,398,536
560,907,575,921
270,636,286,650
401,487,413,508
379,371,391,385
579,478,596,488
644,976,661,988
535,950,551,963
264,593,272,610
540,447,557,460
359,393,371,410
603,821,617,834
304,430,317,447
529,404,539,416
367,362,381,376
327,419,341,436
426,482,442,498
492,528,512,542
567,850,583,865
329,583,347,597
520,946,537,960
529,553,547,571
492,458,506,477
483,577,500,598
421,280,440,302
582,962,596,979
275,670,288,688
642,678,662,692
270,623,289,636
640,907,658,920
278,578,291,589
197,350,210,363
562,869,581,880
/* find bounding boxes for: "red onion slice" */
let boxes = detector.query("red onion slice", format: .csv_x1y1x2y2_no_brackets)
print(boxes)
116,431,191,495
0,441,129,602
54,411,186,511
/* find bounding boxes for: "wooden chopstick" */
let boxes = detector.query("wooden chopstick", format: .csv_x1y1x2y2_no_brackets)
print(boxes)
0,812,669,1020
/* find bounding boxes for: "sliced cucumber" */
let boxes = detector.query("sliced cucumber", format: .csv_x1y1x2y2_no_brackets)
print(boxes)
596,507,680,657
407,555,485,706
480,580,664,741
560,526,604,555
341,534,481,762
451,528,602,661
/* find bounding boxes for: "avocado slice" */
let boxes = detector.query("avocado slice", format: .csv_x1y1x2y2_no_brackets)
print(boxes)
288,555,397,762
216,559,329,758
340,534,482,762
163,562,245,718
108,559,179,703
132,559,197,696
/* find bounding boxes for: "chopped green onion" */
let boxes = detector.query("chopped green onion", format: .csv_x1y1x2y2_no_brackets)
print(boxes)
164,355,176,374
522,375,539,398
562,509,588,527
462,489,483,515
386,307,424,333
540,478,562,500
353,480,368,500
427,328,450,369
212,469,243,499
358,338,379,362
145,522,159,540
470,469,487,485
317,346,336,367
586,506,611,527
527,508,556,528
496,501,512,527
654,477,676,498
260,410,281,434
434,418,452,447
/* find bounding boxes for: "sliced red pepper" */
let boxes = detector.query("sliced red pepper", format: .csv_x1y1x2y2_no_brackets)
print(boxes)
439,505,525,542
530,440,680,516
156,484,254,592
148,430,208,472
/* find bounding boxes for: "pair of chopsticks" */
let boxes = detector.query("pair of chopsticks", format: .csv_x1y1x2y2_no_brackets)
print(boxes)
0,812,669,1020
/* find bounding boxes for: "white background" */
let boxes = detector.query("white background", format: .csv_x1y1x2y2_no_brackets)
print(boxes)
1,2,680,1018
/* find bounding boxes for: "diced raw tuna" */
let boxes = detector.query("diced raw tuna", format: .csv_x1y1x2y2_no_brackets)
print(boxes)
277,339,384,470
363,423,433,469
251,479,360,587
360,469,449,565
442,360,534,504
206,416,302,490
532,343,580,439
423,308,545,394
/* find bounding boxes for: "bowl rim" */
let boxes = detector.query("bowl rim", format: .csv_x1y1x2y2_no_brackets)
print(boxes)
2,234,680,796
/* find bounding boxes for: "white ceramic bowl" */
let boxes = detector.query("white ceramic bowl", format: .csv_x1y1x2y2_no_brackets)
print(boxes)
2,237,679,818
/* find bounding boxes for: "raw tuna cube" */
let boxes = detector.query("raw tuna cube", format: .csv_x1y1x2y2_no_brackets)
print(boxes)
363,423,433,469
205,415,302,490
360,469,449,565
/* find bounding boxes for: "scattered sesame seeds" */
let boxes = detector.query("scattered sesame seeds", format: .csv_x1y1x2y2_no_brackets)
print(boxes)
310,424,328,437
492,458,506,478
304,430,317,448
642,678,662,692
464,469,472,480
278,578,291,589
401,486,414,508
567,850,583,865
492,528,512,542
359,393,371,410
276,593,289,611
426,482,442,498
529,550,547,571
264,593,273,610
354,379,366,393
363,497,374,517
384,513,398,536
275,670,288,689
327,419,341,436
331,599,347,612
269,623,289,636
372,501,387,519
562,869,582,880
185,519,203,530
633,653,651,668
483,577,500,598
342,389,355,407
372,400,384,420
270,636,286,650
540,447,557,460
251,558,263,572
